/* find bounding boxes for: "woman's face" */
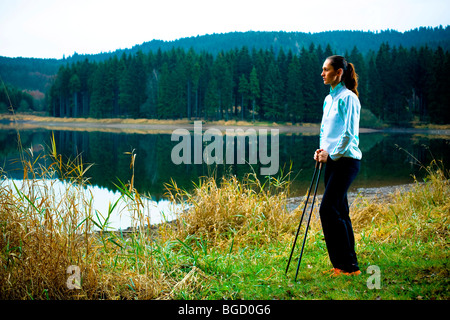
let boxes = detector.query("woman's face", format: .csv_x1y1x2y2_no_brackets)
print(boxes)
321,59,342,88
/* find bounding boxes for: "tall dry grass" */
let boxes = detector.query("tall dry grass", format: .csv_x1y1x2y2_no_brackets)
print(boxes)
0,135,94,298
0,135,168,299
163,171,299,248
351,159,449,247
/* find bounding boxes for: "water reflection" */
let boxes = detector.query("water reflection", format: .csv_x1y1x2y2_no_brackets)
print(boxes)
1,127,449,201
4,178,178,230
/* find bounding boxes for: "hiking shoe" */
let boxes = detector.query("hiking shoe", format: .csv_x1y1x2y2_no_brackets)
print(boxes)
322,268,338,275
330,268,345,277
326,268,361,277
345,270,361,276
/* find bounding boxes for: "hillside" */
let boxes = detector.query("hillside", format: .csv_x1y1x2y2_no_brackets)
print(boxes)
1,26,449,94
132,27,450,57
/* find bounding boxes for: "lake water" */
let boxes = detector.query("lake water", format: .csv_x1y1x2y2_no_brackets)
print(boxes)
1,125,449,229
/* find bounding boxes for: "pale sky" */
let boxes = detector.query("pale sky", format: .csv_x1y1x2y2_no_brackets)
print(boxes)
0,0,449,59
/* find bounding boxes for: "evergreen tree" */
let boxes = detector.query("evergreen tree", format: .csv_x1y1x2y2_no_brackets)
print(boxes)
286,54,304,122
157,62,174,118
184,48,196,119
77,59,94,117
348,46,367,108
54,65,71,117
191,61,201,118
415,46,435,122
205,78,219,119
140,68,159,118
261,60,283,120
248,66,260,122
69,73,81,117
238,74,249,120
299,47,320,122
323,44,334,60
212,52,234,120
236,46,252,78
90,62,115,118
366,53,379,118
428,47,450,124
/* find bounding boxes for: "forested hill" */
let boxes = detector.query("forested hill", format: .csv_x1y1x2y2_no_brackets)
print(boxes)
1,26,449,92
43,26,450,64
130,27,450,57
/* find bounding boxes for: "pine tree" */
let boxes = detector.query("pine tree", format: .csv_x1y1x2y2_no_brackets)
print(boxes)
348,46,368,110
184,48,196,119
90,61,116,118
248,66,260,122
119,54,135,117
428,47,450,124
261,60,283,120
299,47,319,122
78,59,94,117
286,54,304,122
157,62,173,118
69,73,80,117
238,74,249,120
366,52,382,119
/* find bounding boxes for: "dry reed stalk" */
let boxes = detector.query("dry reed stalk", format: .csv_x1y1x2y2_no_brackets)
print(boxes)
163,173,298,248
0,135,171,299
351,160,449,245
157,266,212,300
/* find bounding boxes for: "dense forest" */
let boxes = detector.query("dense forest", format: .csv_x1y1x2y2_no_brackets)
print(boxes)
1,27,450,125
0,83,36,113
45,42,450,125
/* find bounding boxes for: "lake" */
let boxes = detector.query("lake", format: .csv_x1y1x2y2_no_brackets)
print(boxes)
1,124,449,229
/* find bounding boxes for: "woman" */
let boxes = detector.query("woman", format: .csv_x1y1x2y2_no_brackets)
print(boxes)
314,55,362,276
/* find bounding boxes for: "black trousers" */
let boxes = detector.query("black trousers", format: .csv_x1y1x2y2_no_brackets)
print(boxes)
319,156,360,272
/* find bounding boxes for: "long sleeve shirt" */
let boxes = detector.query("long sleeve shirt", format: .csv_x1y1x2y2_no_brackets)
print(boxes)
319,82,362,161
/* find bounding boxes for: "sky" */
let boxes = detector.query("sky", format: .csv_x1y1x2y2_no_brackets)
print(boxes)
0,0,449,59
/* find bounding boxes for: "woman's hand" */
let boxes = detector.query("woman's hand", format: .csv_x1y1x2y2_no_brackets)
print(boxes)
314,149,329,163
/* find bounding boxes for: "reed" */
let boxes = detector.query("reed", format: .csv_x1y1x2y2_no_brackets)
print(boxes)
0,134,168,299
351,159,449,246
162,167,298,248
0,137,93,299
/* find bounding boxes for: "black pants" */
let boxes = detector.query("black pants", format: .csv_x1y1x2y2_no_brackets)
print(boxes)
319,156,360,272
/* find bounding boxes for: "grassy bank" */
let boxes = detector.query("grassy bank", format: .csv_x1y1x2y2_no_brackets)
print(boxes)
0,137,448,300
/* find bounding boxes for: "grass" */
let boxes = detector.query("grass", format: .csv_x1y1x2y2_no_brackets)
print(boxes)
0,133,448,300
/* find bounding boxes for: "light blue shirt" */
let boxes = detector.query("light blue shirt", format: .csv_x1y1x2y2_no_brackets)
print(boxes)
320,82,362,161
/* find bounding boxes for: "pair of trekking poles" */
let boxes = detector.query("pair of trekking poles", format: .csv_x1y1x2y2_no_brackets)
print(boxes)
286,160,323,281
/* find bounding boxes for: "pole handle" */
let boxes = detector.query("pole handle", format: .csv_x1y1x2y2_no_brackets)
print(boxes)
316,160,323,169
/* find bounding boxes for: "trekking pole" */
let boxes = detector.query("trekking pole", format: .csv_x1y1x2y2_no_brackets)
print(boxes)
294,161,323,281
285,160,320,275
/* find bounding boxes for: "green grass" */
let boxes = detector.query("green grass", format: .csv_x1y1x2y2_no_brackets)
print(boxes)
157,223,448,300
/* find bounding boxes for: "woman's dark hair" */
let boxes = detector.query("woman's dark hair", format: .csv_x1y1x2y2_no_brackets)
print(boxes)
327,55,359,97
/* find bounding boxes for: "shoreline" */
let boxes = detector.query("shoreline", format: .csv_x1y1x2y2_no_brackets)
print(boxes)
0,114,333,134
2,114,450,135
285,182,419,212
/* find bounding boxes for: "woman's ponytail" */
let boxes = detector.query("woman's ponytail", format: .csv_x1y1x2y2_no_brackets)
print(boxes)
344,62,359,97
326,55,359,97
